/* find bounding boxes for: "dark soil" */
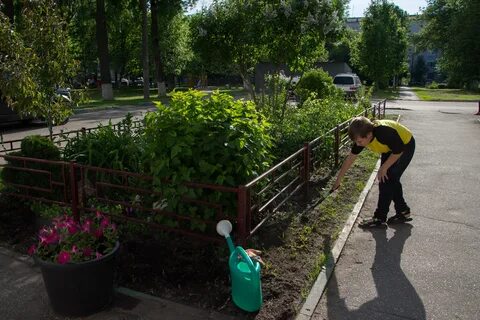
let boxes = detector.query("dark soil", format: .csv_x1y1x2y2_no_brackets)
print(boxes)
0,151,378,320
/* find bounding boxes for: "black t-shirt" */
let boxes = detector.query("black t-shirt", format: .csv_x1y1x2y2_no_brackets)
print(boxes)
351,125,405,155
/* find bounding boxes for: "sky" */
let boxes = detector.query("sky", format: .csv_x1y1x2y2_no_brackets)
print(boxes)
187,0,428,17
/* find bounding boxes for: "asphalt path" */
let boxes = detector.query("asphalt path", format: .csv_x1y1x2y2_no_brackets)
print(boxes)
0,105,156,144
312,99,480,319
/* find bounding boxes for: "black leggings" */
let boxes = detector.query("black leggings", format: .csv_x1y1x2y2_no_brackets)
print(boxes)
374,137,415,220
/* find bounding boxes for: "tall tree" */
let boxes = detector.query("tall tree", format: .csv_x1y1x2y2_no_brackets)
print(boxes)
192,0,345,100
141,0,149,99
417,0,480,88
151,0,166,96
0,0,77,136
352,0,408,89
96,0,113,99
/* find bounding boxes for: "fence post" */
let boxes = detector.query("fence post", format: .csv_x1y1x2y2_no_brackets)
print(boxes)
237,185,249,247
303,142,311,199
334,125,340,167
69,161,79,222
475,101,480,115
383,100,386,118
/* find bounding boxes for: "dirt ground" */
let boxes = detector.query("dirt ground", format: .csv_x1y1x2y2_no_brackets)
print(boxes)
0,151,377,320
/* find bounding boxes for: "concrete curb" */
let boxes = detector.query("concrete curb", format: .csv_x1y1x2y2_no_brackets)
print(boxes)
295,159,380,320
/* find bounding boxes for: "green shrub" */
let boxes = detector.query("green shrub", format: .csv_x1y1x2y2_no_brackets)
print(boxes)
63,113,144,172
144,90,272,185
355,86,374,110
143,90,272,229
20,135,61,160
426,81,439,89
295,69,339,102
269,96,362,159
256,73,289,116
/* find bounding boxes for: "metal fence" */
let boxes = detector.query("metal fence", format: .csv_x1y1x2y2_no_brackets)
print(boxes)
0,120,144,154
0,100,386,245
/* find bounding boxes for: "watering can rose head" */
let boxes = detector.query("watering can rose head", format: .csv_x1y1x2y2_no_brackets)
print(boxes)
28,212,118,264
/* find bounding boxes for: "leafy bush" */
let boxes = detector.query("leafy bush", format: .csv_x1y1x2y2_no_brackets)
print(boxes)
295,69,339,102
426,81,439,89
142,90,272,229
63,114,144,172
355,85,374,110
269,96,362,159
21,135,61,160
256,73,290,118
144,90,272,186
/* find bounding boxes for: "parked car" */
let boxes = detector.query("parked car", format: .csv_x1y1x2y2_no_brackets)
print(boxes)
133,77,144,87
333,73,362,96
0,88,71,125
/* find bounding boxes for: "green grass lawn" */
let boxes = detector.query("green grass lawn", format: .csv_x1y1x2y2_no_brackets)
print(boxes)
411,87,480,101
372,88,401,100
76,87,248,110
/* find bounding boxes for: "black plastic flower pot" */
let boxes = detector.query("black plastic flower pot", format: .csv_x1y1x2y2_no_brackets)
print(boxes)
35,242,119,317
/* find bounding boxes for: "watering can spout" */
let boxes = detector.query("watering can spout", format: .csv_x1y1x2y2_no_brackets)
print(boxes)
216,220,235,253
225,236,235,254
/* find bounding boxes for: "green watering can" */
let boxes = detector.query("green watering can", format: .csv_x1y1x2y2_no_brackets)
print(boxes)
216,220,262,312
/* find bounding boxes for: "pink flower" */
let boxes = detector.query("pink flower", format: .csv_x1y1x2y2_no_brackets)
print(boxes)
96,211,103,219
67,223,78,234
33,213,118,264
100,217,110,228
82,219,92,233
45,230,59,245
94,228,104,239
27,244,36,256
82,247,92,257
57,251,71,264
39,235,48,246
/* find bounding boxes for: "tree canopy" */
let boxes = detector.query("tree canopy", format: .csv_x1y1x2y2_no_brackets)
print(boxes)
0,0,77,134
191,0,347,99
417,0,480,88
352,0,408,88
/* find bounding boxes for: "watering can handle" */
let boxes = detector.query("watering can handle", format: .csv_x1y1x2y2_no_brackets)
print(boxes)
235,246,257,272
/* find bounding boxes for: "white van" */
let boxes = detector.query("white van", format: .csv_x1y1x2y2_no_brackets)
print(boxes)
333,73,362,96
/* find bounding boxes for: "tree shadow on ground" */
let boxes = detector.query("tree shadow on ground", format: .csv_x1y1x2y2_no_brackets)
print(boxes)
325,223,426,319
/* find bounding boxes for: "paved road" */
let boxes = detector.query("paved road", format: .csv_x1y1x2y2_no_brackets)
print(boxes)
0,105,156,143
398,86,420,100
312,99,480,319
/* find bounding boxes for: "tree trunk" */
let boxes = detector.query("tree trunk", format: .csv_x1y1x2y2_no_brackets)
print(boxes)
95,0,113,100
239,65,256,102
141,0,149,99
2,0,14,24
151,0,167,96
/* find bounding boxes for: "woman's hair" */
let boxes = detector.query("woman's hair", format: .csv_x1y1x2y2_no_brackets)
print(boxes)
348,116,375,140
